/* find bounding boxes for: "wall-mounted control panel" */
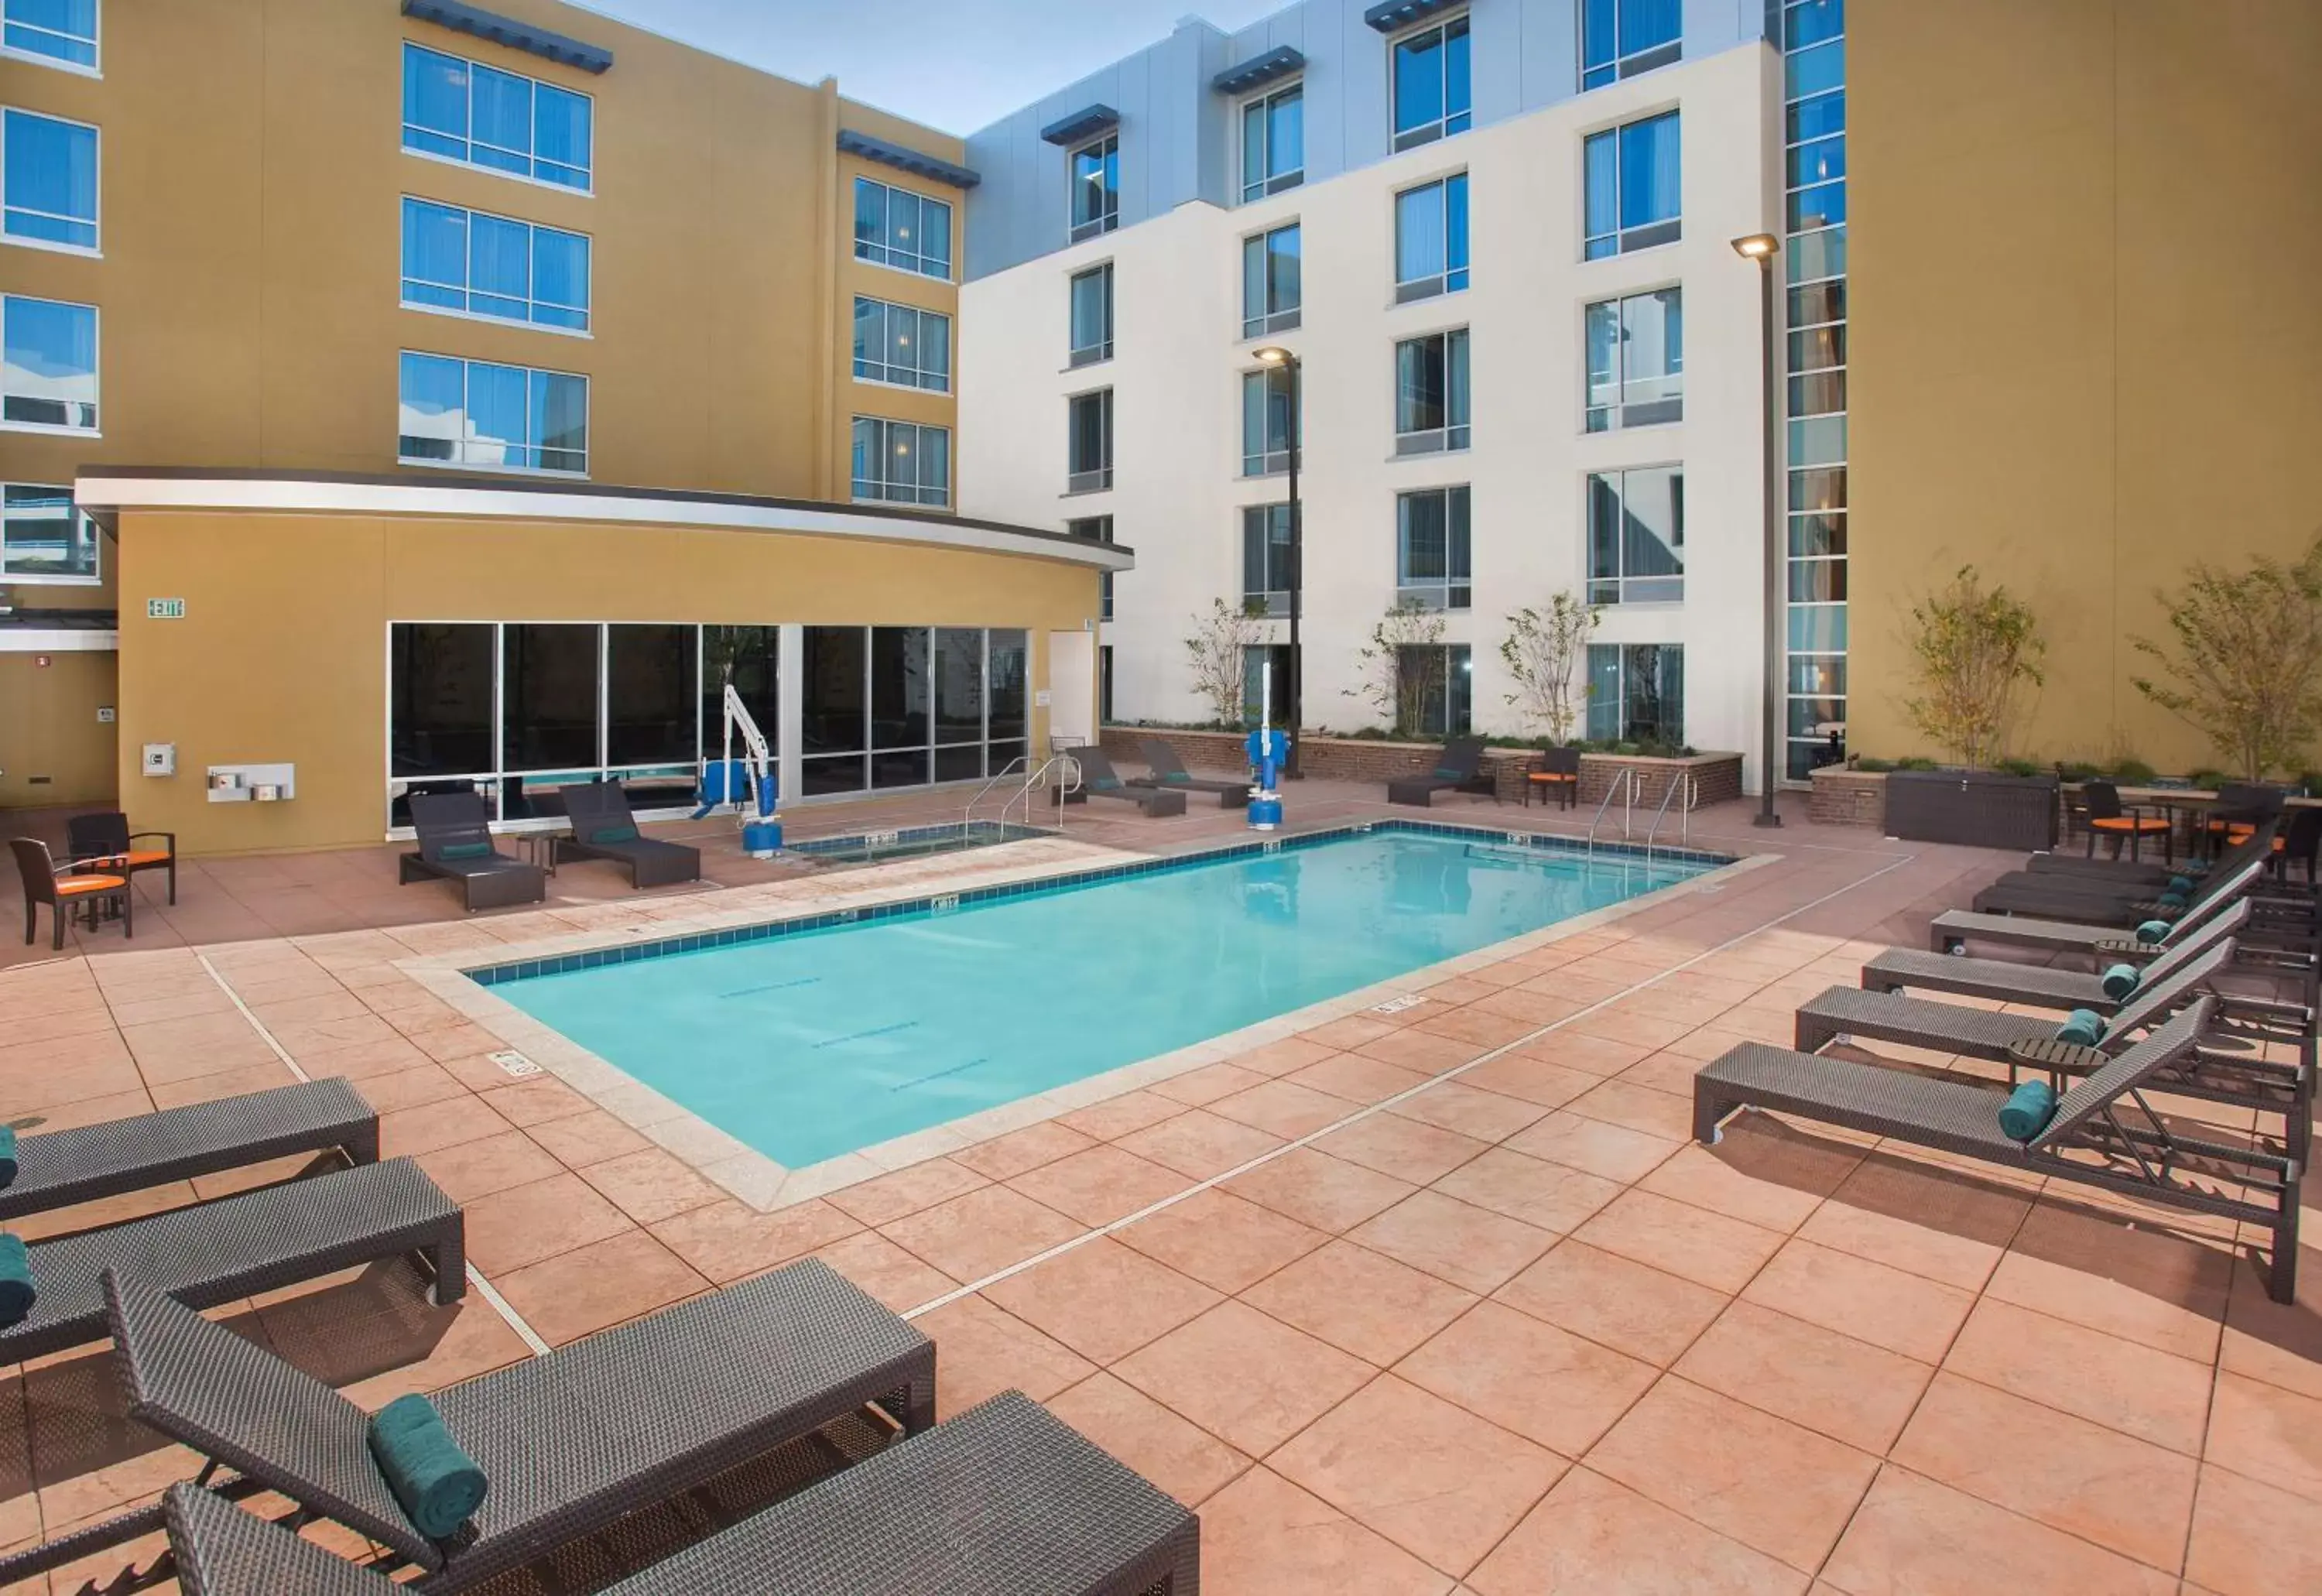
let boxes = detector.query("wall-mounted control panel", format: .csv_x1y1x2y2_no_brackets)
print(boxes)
207,762,296,803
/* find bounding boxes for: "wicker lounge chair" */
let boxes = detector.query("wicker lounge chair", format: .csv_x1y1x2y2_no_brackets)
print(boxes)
0,1077,375,1223
1970,820,2279,923
1927,864,2268,957
1063,748,1187,817
13,1259,936,1594
11,837,132,950
65,810,178,905
0,1156,460,1366
399,792,547,911
1695,1000,2303,1301
156,1389,1199,1596
1863,900,2248,1012
1386,738,1491,807
1138,738,1252,808
553,779,703,887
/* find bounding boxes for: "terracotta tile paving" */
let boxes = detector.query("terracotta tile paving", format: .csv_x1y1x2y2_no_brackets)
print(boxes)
0,786,2317,1591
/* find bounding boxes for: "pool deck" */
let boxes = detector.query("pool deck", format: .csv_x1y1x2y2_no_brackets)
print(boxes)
0,779,2315,1593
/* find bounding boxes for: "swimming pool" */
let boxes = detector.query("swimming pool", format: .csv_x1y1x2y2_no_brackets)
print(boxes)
482,826,1724,1170
789,819,1050,866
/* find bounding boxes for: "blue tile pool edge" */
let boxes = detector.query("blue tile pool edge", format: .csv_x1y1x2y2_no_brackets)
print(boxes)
463,820,1736,988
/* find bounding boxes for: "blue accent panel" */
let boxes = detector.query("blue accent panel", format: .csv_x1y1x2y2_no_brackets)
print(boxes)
399,0,611,74
1040,104,1122,146
836,129,980,190
1363,0,1460,33
1213,44,1307,94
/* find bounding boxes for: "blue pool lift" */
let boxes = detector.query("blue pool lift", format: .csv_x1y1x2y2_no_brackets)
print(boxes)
1247,659,1289,831
694,683,783,855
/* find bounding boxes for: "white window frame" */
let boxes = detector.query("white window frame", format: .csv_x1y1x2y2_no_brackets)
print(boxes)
1068,262,1113,367
1241,367,1296,478
1582,286,1683,432
1068,132,1119,243
2,0,100,75
1583,108,1683,259
1586,464,1686,604
2,106,100,255
1240,80,1303,203
399,196,591,335
1067,388,1114,495
851,296,951,393
1241,502,1294,617
1392,172,1468,303
1394,326,1470,456
396,351,590,478
399,41,594,196
1068,515,1115,621
852,176,954,283
1396,484,1471,611
1,481,100,584
1580,0,1681,91
851,416,951,509
1389,11,1471,153
0,292,98,437
1241,221,1301,339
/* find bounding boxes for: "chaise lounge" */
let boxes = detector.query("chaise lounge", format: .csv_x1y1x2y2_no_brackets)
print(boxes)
1969,820,2280,923
553,779,703,887
1386,737,1491,807
1062,748,1187,817
399,792,548,911
1139,738,1253,808
1928,849,2274,957
1862,900,2249,1013
0,1077,376,1223
156,1388,1200,1596
1694,1002,2303,1301
9,1259,936,1593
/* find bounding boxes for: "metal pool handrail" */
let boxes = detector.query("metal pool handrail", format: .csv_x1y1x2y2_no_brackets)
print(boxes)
1586,767,1637,856
965,753,1080,832
1641,772,1697,863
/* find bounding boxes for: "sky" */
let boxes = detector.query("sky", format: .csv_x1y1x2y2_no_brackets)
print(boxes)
580,0,1285,136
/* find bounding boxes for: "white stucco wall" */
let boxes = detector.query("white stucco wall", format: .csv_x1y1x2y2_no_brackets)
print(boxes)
961,43,1786,789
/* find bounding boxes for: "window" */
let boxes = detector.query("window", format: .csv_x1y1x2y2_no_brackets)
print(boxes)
854,177,954,281
1397,486,1471,611
401,198,589,331
1241,83,1303,200
1399,644,1471,737
1241,367,1297,477
1070,134,1118,242
397,352,587,474
1241,223,1301,338
1241,503,1294,617
1069,263,1112,366
1584,287,1681,430
1581,0,1681,90
1587,466,1683,603
851,416,950,507
1394,173,1468,303
401,43,591,192
1067,389,1113,493
1069,515,1115,620
851,296,950,392
1584,110,1680,258
1395,329,1469,454
3,108,97,250
1587,643,1683,744
799,624,1022,789
1391,13,1471,152
2,293,97,432
5,0,98,70
2,482,97,581
1099,645,1114,724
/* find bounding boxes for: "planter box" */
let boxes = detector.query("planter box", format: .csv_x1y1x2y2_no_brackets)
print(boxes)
1882,769,2060,851
1810,766,1887,828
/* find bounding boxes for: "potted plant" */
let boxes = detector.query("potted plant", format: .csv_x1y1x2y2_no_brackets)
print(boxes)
1885,567,2057,848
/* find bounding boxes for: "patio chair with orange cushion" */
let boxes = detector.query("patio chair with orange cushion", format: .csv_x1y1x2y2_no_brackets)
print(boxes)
10,837,132,950
2204,783,2286,855
2081,780,2172,863
1525,745,1581,810
66,811,176,906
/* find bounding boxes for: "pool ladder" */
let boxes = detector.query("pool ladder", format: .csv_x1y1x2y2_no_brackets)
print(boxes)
1585,769,1696,861
965,752,1081,834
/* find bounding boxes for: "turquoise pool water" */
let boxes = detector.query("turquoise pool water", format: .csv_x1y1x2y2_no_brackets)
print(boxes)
489,829,1718,1169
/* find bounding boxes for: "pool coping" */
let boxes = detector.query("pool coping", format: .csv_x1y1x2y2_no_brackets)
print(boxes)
398,820,1772,1214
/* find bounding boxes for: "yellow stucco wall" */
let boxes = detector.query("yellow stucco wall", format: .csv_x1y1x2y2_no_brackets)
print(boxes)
0,651,118,809
1848,0,2322,770
111,507,1099,854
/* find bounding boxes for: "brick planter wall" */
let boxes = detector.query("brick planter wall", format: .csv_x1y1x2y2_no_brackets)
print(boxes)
1099,728,1742,812
1810,766,1886,828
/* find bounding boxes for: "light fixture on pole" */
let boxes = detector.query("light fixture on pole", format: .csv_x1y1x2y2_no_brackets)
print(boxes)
1252,344,1303,779
1731,232,1783,828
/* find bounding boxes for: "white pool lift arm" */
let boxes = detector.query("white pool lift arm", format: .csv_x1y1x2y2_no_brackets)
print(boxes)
694,683,777,822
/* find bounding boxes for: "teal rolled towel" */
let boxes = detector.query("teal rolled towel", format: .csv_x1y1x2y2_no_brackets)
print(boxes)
2100,963,2140,1000
2168,875,2194,896
0,1124,15,1190
368,1394,488,1539
587,824,639,845
2135,919,2171,944
0,1235,34,1327
2055,1009,2105,1047
1999,1080,2057,1142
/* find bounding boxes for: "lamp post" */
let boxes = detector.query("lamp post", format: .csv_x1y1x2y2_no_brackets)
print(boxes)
1253,344,1303,778
1731,232,1783,828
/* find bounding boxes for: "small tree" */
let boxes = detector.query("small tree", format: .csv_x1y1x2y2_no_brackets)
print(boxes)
1501,591,1600,742
2130,536,2322,781
1345,599,1447,738
1901,566,2046,768
1183,598,1265,729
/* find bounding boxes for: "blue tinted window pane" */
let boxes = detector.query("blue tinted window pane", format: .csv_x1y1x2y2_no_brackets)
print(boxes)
1583,128,1617,251
534,84,591,189
1788,604,1847,653
1787,180,1847,232
5,0,100,67
1787,88,1844,142
853,178,885,261
1786,0,1843,49
1444,19,1471,123
2,109,97,248
402,44,467,146
466,361,529,465
1241,101,1265,197
1618,111,1680,228
1271,88,1303,178
400,199,467,307
1788,132,1846,188
533,371,587,471
1395,184,1444,283
1269,224,1300,310
923,197,952,274
1582,0,1618,69
470,65,533,172
1444,173,1469,283
1786,38,1844,98
1622,0,1682,53
397,352,465,461
1393,29,1443,135
533,228,589,325
468,213,529,320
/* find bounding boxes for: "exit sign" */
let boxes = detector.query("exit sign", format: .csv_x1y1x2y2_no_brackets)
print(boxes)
146,598,185,619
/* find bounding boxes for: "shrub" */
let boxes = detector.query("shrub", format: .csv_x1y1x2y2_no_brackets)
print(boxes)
1182,598,1266,729
1995,757,2043,778
1344,599,1448,738
1499,592,1599,743
1901,567,2046,768
2108,756,2158,785
1896,756,1941,772
2131,535,2322,782
1853,756,1896,772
